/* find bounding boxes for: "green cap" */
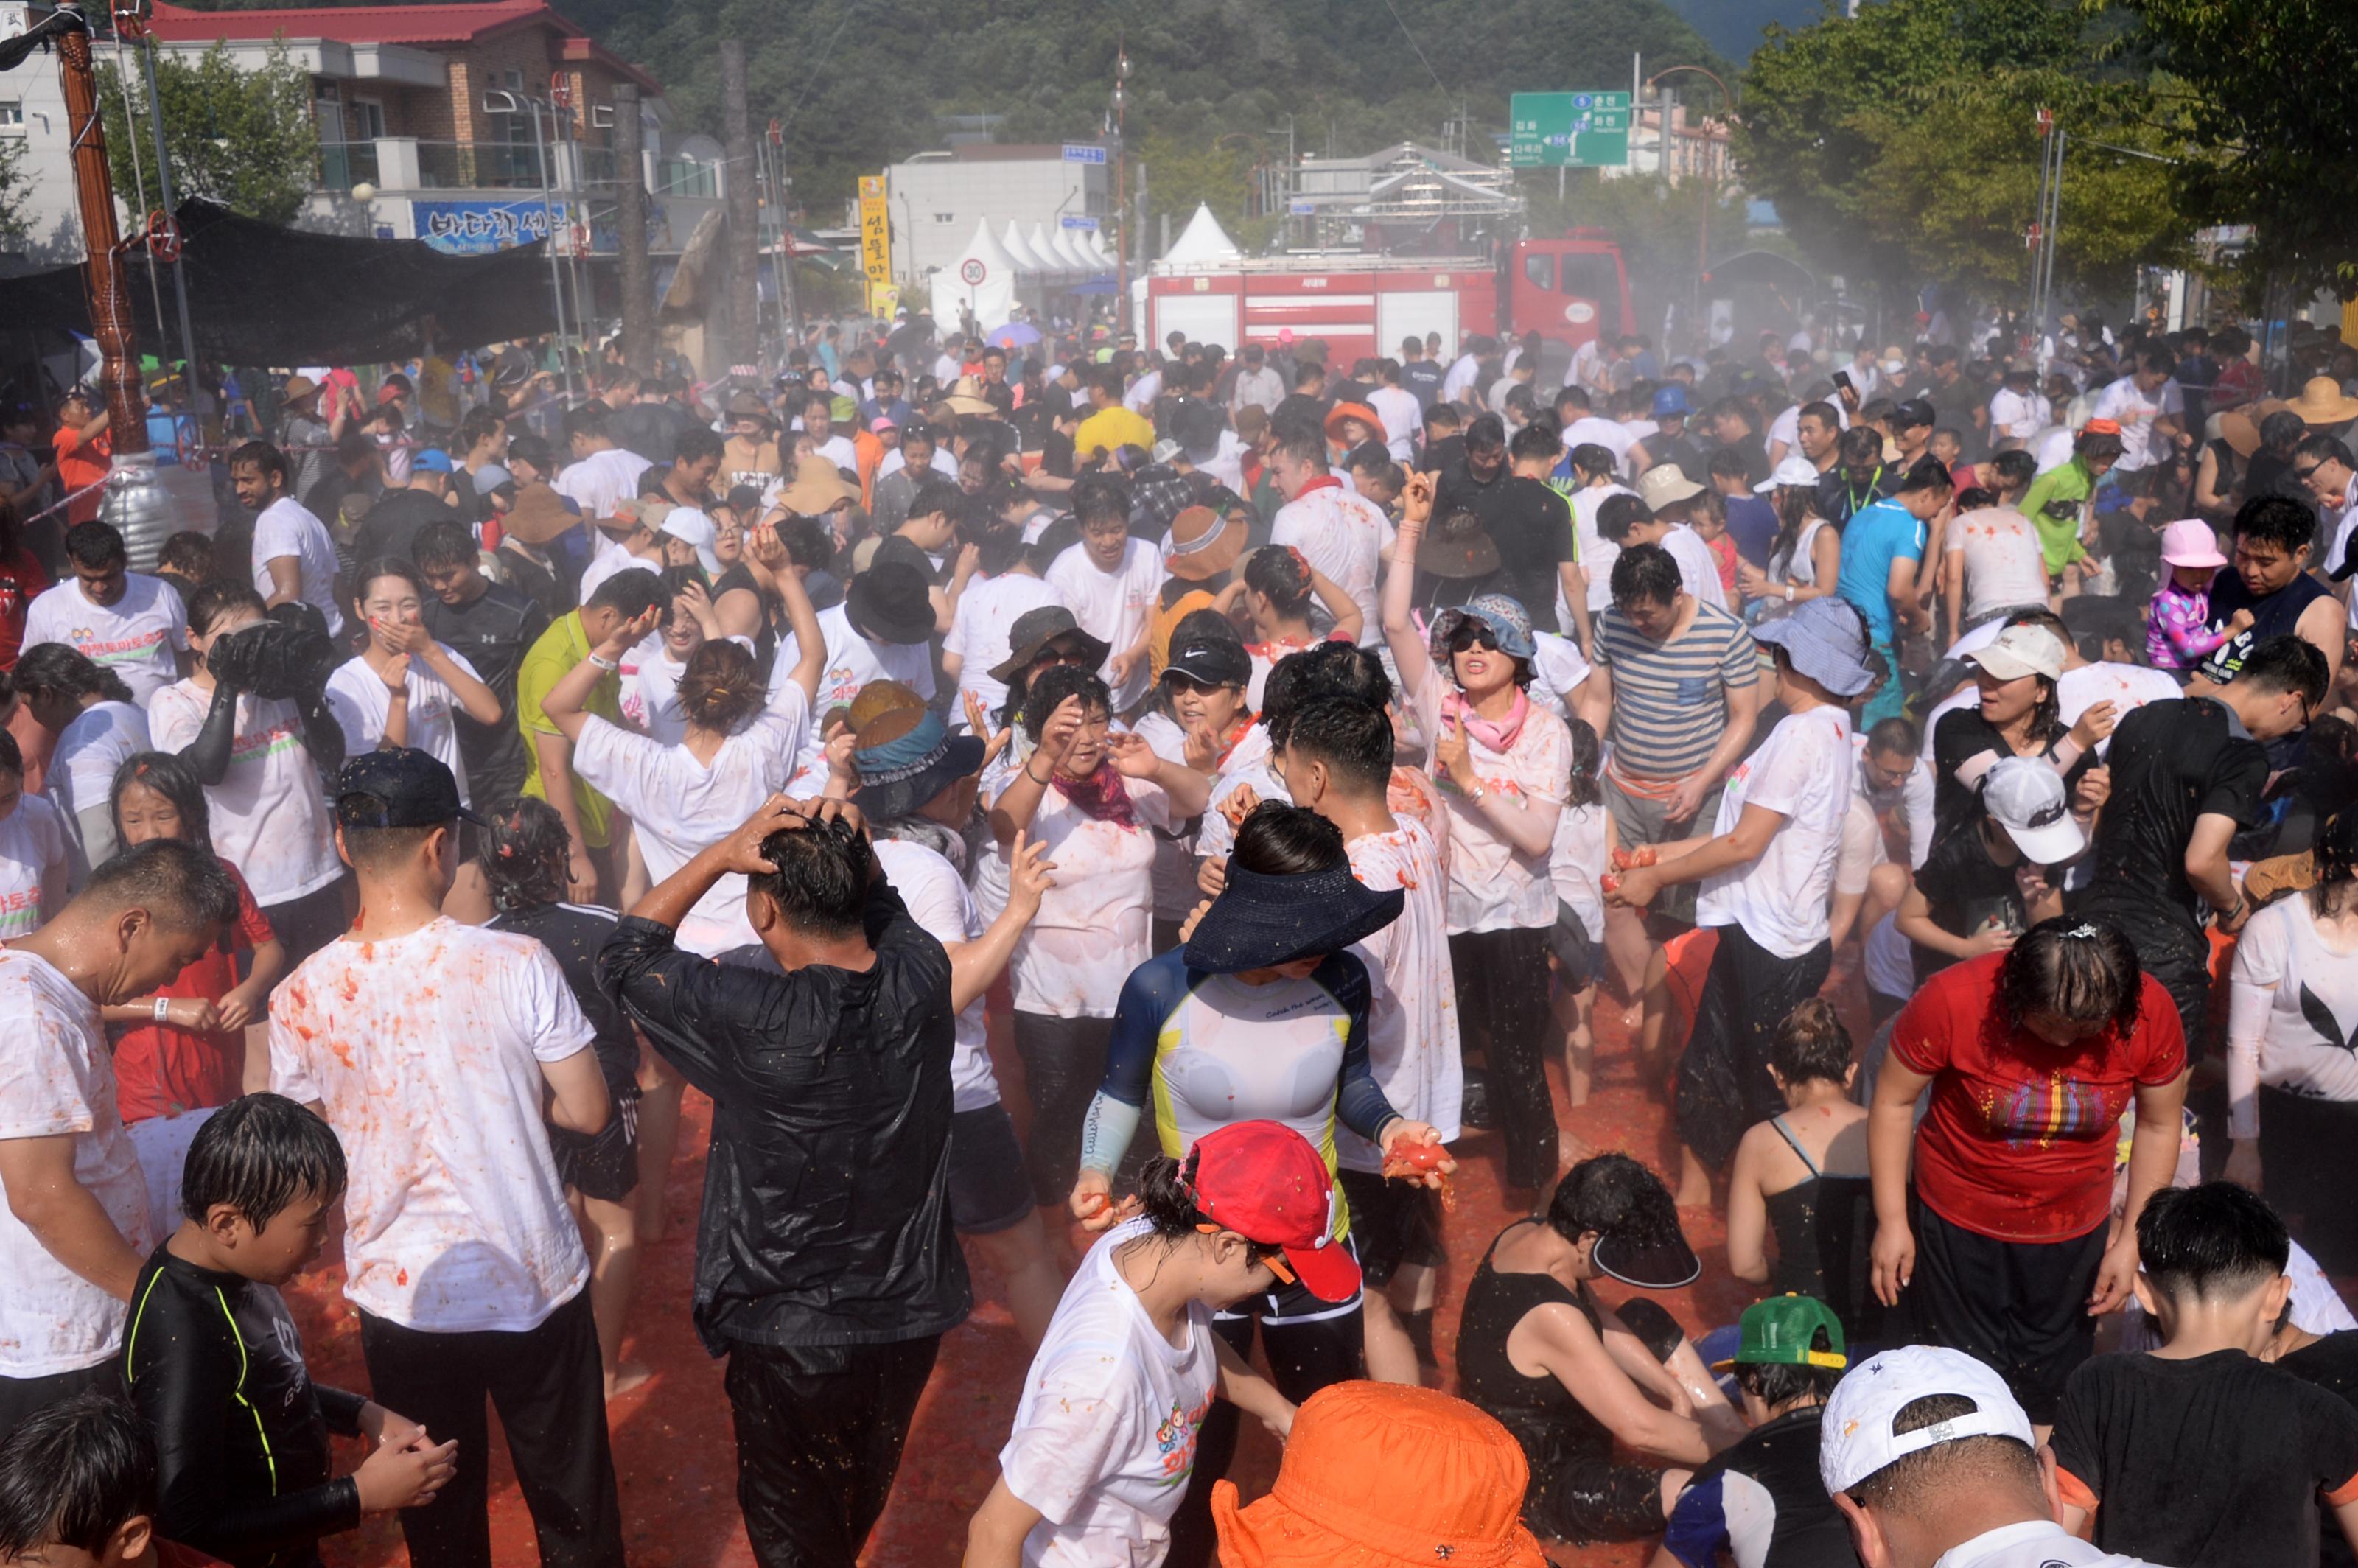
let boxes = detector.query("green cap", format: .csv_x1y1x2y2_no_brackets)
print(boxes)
1712,1294,1847,1373
830,394,858,423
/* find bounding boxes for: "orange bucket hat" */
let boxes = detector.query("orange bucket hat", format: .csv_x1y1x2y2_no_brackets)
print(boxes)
1212,1382,1547,1567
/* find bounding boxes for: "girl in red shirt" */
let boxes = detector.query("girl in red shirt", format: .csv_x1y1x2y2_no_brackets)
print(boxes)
1867,918,2188,1427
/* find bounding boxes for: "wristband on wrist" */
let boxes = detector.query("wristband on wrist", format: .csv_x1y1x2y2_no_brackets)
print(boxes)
153,995,172,1023
587,651,620,673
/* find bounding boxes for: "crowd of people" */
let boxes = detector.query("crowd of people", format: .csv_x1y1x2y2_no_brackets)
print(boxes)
4,298,2358,1568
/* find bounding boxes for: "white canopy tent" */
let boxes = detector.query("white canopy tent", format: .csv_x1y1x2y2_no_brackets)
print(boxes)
1085,229,1116,269
1028,223,1068,276
1049,228,1092,272
929,217,1021,332
1160,203,1241,266
1001,221,1047,275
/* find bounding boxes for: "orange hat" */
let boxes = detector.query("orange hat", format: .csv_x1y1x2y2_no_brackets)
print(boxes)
1323,400,1382,446
1213,1382,1547,1567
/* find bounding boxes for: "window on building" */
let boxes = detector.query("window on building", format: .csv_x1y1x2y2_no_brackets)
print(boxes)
352,98,386,141
933,212,957,225
0,102,22,131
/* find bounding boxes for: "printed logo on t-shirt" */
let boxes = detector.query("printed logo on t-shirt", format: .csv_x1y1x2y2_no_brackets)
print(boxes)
228,720,303,766
69,626,166,664
1981,1073,2110,1148
1154,1389,1215,1483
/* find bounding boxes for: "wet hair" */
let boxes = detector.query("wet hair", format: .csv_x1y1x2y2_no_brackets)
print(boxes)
1565,717,1603,808
1844,1393,2040,1513
1135,1152,1214,1238
746,809,873,940
1771,997,1853,1085
674,426,725,466
16,641,133,707
2238,634,2331,710
1071,474,1131,529
2137,1181,2289,1306
0,1390,159,1559
1244,543,1315,620
180,1092,348,1228
482,797,572,912
676,637,769,734
1609,542,1682,609
1735,1354,1844,1408
1990,449,2037,492
2234,494,2317,558
1706,445,1754,485
410,519,479,574
505,433,556,477
906,480,962,528
1168,606,1242,653
63,519,127,570
109,751,213,855
2311,808,2358,917
2259,410,2308,452
562,402,612,444
1021,665,1113,742
1545,1152,1682,1250
1837,424,1885,467
1997,916,2143,1032
2074,427,2126,465
1866,715,1919,757
1233,800,1347,875
187,581,267,638
586,567,668,618
156,530,212,581
80,836,239,931
1463,413,1506,452
1595,492,1654,545
228,439,287,483
1894,456,1951,494
1280,696,1393,797
1508,422,1561,464
1263,642,1393,750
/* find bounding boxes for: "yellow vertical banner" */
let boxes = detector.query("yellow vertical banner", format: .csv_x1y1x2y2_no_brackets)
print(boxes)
859,175,892,314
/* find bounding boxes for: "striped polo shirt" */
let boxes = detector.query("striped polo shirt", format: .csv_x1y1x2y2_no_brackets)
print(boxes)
1593,598,1760,782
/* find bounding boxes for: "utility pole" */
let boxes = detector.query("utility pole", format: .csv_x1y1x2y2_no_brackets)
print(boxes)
1112,38,1132,337
614,81,654,373
718,41,761,373
766,117,801,340
136,39,202,427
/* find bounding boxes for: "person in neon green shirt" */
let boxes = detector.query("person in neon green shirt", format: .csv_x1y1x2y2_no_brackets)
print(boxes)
2018,423,2124,576
516,569,665,895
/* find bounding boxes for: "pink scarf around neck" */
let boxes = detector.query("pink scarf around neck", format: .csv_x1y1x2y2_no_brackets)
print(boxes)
1443,687,1530,755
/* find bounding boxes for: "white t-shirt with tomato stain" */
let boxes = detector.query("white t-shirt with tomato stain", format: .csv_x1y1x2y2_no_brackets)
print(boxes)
1340,816,1462,1172
148,682,342,909
1697,705,1855,959
999,775,1175,1019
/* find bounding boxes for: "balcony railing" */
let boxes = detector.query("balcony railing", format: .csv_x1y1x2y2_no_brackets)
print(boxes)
414,140,548,190
314,139,379,192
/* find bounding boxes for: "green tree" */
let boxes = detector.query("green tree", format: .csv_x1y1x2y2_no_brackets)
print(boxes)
0,134,29,250
97,38,318,225
2108,0,2358,298
1735,0,2184,309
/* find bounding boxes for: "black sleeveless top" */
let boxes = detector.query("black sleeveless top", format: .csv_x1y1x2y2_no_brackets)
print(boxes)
1458,1222,1616,1467
712,562,781,677
1760,1116,1886,1345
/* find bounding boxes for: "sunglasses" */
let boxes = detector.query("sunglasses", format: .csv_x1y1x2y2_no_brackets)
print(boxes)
1448,623,1502,653
2295,463,2328,481
1197,1223,1295,1285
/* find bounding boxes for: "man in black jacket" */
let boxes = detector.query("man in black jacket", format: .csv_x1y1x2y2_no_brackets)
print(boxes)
598,794,968,1568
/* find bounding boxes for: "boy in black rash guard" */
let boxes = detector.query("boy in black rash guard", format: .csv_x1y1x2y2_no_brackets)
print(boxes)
119,1096,454,1568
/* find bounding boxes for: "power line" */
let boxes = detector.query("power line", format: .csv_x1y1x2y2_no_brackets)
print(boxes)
1380,0,1447,97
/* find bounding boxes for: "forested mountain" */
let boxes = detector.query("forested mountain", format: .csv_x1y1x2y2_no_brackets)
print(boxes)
179,0,1727,207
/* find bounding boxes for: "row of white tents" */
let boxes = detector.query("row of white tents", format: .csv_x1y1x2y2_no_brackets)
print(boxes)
928,203,1245,334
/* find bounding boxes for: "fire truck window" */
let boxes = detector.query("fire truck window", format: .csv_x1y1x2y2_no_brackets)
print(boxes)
1561,253,1618,302
1522,253,1555,291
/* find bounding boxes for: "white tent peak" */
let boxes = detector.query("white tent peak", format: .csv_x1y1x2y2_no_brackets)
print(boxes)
931,217,1020,332
1049,227,1091,273
1162,203,1241,265
1001,220,1045,274
1028,222,1067,273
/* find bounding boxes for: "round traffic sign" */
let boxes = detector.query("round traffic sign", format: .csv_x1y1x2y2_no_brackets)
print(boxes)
959,258,987,287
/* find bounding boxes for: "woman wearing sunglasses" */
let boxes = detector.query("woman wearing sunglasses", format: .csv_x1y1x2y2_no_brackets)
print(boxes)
1382,472,1575,1195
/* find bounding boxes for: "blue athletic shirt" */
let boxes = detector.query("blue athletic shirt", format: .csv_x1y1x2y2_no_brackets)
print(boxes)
1077,948,1399,1236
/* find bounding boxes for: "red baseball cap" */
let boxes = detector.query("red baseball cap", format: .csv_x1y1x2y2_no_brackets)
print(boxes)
1186,1121,1360,1303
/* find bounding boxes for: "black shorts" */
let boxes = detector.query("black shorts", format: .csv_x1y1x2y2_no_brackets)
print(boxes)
1548,900,1605,988
948,1103,1035,1236
550,1082,641,1203
1907,1192,2105,1424
1335,1168,1444,1289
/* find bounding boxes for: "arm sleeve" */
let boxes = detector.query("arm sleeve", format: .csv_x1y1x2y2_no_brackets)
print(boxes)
1906,761,1936,869
1091,954,1182,1141
2044,1371,2103,1510
1328,954,1403,1142
1077,1093,1143,1176
996,1359,1143,1527
2196,743,2272,829
594,916,748,1099
314,1383,369,1436
1720,620,1761,690
2312,1388,2358,1503
1659,1473,1732,1568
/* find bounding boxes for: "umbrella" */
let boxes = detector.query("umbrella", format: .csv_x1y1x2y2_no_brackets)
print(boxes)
989,321,1043,349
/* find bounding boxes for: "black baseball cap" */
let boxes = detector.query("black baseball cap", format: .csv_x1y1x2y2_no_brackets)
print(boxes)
1892,397,1937,431
335,748,483,829
1163,636,1251,690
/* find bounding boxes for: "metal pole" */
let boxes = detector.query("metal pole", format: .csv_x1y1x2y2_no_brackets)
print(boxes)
136,39,202,427
528,102,575,400
718,41,762,372
614,82,654,373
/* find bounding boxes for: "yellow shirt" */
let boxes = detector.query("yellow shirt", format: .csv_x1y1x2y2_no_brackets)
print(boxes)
517,609,620,848
1074,405,1154,461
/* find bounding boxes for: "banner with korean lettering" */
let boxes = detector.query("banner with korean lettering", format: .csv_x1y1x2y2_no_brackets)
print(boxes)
858,175,892,288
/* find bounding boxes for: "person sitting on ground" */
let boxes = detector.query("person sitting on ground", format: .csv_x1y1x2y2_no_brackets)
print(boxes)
1820,1345,2167,1568
119,1095,455,1565
1458,1153,1745,1544
1723,1000,1881,1345
1655,1295,1856,1568
2049,1182,2358,1568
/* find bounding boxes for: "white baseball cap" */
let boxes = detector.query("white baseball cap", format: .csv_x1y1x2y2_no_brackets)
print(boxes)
1980,755,2087,864
1965,623,2068,684
1819,1345,2037,1496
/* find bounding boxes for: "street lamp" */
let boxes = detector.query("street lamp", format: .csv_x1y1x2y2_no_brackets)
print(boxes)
1113,41,1132,337
1645,66,1737,331
483,85,578,400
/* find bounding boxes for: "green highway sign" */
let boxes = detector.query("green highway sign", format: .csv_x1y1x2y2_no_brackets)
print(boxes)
1508,91,1632,169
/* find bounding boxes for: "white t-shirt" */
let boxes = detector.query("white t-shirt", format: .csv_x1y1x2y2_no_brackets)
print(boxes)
1190,727,1285,869
270,918,594,1332
1122,369,1164,413
1340,817,1461,1172
1441,354,1482,402
2089,375,2183,471
0,794,68,937
775,602,935,758
1404,674,1571,934
1661,523,1729,609
570,690,809,956
147,683,341,907
1563,416,1639,477
1046,541,1165,713
875,446,959,481
251,497,345,638
1697,706,1855,959
49,699,149,842
999,1217,1220,1568
1269,483,1394,648
624,634,756,748
1001,776,1175,1018
2228,895,2358,1134
576,544,657,608
22,573,186,703
1931,1519,2164,1568
1569,483,1635,614
1989,388,2051,442
2056,662,2182,760
1524,629,1595,725
1368,385,1421,461
0,948,153,1376
1944,508,2051,623
1853,731,1935,871
1551,800,1608,945
1130,711,1209,923
810,433,859,473
553,445,652,521
2033,425,2077,476
324,647,485,808
945,572,1067,726
874,838,1001,1113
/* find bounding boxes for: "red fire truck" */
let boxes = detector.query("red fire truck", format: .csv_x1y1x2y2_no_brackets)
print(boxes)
1144,231,1635,366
